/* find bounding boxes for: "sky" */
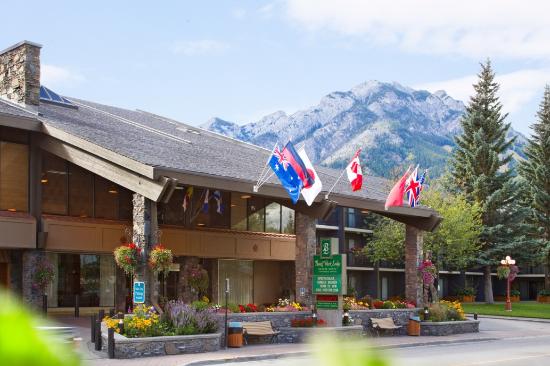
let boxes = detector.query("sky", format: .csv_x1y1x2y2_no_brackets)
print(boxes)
2,0,550,136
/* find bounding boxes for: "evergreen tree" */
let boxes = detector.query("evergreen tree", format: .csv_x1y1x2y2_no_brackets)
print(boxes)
451,60,527,303
519,86,550,289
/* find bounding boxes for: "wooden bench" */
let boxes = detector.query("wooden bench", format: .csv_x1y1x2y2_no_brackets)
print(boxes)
242,321,279,344
368,317,402,337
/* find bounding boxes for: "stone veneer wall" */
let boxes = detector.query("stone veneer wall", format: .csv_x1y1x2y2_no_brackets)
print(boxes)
22,250,46,310
101,331,221,359
0,41,41,106
420,320,479,336
279,325,363,343
349,309,420,336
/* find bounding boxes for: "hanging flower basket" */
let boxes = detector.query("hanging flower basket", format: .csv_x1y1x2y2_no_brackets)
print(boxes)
186,264,209,294
418,259,437,285
114,243,141,275
149,244,173,276
33,256,55,293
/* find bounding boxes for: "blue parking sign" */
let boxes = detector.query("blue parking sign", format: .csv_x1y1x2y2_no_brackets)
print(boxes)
133,281,145,304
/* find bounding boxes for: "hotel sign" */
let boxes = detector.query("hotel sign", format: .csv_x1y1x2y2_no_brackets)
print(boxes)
133,281,145,304
312,255,343,294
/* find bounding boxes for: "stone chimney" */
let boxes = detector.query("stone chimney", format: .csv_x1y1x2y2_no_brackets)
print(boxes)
0,41,42,106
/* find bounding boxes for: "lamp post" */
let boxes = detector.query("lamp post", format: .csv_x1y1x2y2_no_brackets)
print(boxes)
500,256,515,312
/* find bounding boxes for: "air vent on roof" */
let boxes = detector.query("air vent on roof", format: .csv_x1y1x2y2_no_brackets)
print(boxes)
39,86,78,109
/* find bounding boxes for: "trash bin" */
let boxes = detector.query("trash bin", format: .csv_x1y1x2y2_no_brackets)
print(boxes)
227,322,243,348
407,316,421,336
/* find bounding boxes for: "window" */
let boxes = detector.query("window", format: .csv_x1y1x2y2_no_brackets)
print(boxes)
191,188,230,229
94,176,119,220
118,187,133,221
247,196,265,232
42,153,68,215
281,205,295,234
265,202,281,233
230,193,247,231
218,259,253,305
0,142,29,212
160,189,186,225
68,164,93,217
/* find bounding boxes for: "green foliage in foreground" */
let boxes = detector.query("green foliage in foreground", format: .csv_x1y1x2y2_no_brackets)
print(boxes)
462,302,550,319
0,290,80,366
312,335,390,366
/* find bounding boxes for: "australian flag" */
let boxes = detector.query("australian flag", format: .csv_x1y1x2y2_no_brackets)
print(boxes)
269,144,303,203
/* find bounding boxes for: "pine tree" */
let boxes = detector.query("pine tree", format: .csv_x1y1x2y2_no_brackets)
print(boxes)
519,85,550,290
451,60,525,303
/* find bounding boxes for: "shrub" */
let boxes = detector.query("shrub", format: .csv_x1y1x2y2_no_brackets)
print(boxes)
164,300,219,335
538,289,550,296
372,300,384,309
427,301,466,322
428,303,447,322
510,289,521,297
382,301,396,309
456,287,476,296
191,300,210,311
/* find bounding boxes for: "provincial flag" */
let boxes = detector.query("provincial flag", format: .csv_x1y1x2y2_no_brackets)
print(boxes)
384,167,411,210
346,149,363,191
202,189,210,213
213,190,223,214
297,147,322,206
182,187,193,212
269,144,303,203
281,141,314,189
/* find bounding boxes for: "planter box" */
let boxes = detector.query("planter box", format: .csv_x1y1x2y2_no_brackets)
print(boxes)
279,325,363,343
460,295,475,303
537,295,550,303
420,320,479,336
101,329,221,359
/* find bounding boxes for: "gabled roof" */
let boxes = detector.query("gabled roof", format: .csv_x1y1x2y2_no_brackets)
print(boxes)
0,93,442,231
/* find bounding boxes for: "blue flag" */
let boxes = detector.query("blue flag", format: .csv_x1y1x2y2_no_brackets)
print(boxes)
269,145,303,203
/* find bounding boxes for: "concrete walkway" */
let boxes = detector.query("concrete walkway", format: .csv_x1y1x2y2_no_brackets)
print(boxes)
48,316,550,366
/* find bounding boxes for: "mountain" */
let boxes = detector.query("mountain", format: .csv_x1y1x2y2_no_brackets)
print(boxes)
202,81,527,178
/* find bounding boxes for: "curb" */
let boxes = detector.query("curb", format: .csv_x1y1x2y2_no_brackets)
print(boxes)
466,314,550,324
184,337,500,366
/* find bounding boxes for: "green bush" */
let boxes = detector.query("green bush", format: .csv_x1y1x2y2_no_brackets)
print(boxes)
382,301,396,309
191,300,210,311
539,289,550,296
428,303,448,322
510,289,521,297
456,287,476,296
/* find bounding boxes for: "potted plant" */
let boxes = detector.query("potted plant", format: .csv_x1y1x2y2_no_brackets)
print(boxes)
537,289,550,303
510,289,521,302
456,287,476,302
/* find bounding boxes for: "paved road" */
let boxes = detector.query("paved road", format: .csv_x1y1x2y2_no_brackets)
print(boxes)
218,335,550,366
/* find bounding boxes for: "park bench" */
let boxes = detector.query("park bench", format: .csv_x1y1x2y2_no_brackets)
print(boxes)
242,321,280,344
368,317,402,337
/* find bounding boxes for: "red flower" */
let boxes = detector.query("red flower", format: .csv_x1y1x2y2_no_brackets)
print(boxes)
373,300,384,309
154,244,165,250
238,305,246,313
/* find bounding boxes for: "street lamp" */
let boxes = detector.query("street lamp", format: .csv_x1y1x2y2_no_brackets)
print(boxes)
500,256,515,311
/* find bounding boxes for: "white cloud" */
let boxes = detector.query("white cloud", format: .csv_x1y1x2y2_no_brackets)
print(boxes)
172,40,230,56
284,0,550,60
232,8,247,20
41,64,85,88
416,68,550,115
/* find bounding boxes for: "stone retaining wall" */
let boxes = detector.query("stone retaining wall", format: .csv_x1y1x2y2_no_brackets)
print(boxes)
349,309,420,336
278,325,363,343
101,331,221,359
420,320,479,336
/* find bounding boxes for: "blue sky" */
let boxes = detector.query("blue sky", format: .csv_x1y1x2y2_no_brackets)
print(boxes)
2,0,550,135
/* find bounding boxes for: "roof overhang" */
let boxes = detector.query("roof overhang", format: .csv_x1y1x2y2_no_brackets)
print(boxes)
0,111,41,131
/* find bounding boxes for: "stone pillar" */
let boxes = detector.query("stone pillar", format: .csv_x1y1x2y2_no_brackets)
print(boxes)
405,225,424,307
22,250,46,311
295,212,316,306
132,193,159,305
178,256,200,303
0,41,41,106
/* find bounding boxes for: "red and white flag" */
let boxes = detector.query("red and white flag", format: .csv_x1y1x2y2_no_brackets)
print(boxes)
385,167,412,210
346,149,363,191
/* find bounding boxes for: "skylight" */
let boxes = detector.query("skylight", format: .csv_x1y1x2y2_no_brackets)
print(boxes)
39,86,77,108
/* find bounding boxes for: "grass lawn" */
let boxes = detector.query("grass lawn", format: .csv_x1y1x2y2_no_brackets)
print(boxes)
462,301,550,319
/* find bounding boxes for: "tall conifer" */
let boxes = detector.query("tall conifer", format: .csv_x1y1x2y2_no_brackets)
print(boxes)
519,86,550,289
451,60,524,303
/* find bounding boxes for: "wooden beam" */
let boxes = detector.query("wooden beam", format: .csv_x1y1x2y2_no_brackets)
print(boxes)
38,135,169,202
0,112,41,131
41,124,155,179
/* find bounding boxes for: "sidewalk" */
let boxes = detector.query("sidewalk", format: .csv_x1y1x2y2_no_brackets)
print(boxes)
61,316,550,366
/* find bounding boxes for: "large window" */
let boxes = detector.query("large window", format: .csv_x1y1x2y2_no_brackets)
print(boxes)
218,259,253,305
41,154,133,220
0,142,29,211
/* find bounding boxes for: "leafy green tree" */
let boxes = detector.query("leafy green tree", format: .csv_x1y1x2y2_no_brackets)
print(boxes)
450,60,528,303
519,85,550,289
365,187,482,274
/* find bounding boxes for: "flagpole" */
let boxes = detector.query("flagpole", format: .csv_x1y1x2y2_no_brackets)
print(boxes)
324,168,347,200
254,142,278,192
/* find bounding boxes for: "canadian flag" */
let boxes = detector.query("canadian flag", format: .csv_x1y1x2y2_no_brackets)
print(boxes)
346,149,363,191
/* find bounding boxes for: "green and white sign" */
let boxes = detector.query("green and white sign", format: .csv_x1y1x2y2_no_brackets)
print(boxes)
312,255,343,294
320,238,332,258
